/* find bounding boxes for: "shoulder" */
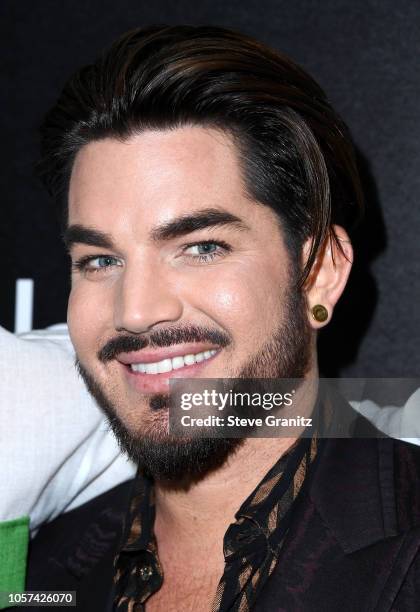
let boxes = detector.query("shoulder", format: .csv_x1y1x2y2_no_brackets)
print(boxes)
392,437,420,529
27,480,134,606
307,433,420,552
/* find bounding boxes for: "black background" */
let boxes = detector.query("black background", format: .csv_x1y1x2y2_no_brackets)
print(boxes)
1,0,419,377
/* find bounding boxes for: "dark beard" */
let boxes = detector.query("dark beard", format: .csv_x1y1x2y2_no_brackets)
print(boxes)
76,280,311,484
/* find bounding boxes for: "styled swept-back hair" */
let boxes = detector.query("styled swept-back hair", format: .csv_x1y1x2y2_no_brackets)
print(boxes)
38,25,363,284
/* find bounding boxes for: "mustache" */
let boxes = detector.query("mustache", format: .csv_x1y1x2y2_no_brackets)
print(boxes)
97,325,231,362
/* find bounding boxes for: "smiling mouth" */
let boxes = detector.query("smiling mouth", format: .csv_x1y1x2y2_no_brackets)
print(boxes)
129,349,218,375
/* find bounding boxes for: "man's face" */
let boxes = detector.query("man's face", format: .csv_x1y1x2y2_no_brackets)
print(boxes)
67,126,313,477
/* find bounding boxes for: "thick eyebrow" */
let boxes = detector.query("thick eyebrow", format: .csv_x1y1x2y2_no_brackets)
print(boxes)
150,208,249,242
63,208,249,251
63,225,115,251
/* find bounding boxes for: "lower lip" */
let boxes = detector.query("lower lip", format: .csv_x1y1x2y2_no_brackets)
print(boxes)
121,352,219,394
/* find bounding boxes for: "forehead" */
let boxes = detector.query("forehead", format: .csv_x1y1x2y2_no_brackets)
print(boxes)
68,126,257,228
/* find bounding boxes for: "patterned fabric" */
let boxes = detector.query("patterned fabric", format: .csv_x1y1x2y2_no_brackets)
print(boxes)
113,434,318,611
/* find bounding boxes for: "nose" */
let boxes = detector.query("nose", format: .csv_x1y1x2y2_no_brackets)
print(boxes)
113,261,183,334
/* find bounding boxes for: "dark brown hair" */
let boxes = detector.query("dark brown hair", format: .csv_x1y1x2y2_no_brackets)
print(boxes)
38,25,363,283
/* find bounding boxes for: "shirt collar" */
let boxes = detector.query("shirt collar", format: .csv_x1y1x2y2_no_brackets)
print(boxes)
114,403,320,611
118,433,317,559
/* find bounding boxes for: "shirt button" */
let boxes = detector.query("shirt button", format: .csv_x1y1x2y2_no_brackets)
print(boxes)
139,564,154,581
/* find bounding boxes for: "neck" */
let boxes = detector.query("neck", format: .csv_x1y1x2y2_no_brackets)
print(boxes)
154,373,318,556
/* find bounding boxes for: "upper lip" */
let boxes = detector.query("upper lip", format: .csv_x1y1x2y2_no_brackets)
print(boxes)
116,343,220,365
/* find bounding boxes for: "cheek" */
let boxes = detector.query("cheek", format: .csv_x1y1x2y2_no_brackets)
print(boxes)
190,264,286,342
67,283,110,358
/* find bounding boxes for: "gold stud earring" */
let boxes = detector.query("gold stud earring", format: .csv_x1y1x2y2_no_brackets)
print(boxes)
311,304,328,323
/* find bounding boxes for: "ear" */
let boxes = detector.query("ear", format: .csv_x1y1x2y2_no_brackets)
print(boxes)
303,225,353,329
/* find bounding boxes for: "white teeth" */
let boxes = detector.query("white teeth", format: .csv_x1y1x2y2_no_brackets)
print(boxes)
172,356,185,370
157,359,172,374
145,362,158,375
130,349,217,375
184,354,196,366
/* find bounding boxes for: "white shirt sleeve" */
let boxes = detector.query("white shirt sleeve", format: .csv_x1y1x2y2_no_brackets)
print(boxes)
0,324,135,534
1,322,419,535
350,388,420,445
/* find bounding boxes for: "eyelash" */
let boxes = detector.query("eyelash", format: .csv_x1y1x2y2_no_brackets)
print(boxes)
72,240,231,274
71,255,122,275
181,239,231,263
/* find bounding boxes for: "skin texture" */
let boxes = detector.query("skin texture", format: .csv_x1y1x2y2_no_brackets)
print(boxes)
66,126,353,608
68,127,311,435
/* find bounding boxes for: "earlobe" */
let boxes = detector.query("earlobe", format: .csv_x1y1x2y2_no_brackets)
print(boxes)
303,226,353,329
311,304,329,323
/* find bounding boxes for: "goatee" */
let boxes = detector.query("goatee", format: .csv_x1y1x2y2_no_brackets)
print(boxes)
76,281,311,484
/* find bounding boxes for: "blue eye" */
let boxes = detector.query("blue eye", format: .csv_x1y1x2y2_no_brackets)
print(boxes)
72,254,122,275
188,243,218,255
182,240,231,264
91,256,118,268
